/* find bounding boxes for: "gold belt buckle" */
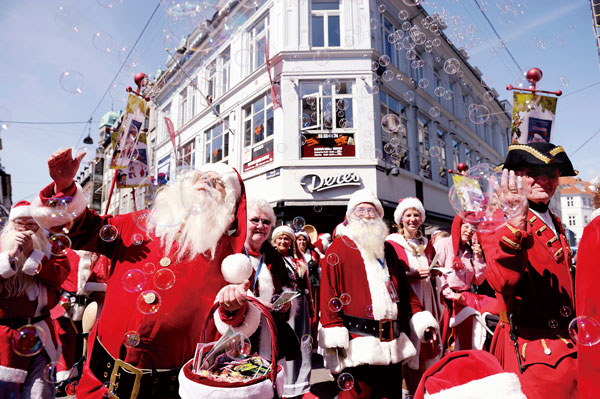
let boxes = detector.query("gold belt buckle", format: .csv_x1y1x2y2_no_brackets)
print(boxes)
108,358,143,399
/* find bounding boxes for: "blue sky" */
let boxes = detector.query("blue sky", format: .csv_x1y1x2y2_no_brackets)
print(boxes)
1,0,599,203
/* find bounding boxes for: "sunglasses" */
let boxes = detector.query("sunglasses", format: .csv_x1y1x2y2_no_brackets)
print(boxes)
249,218,272,226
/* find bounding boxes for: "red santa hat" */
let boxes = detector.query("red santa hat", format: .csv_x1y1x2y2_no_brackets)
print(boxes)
272,225,296,241
394,197,426,225
414,350,526,399
346,189,384,217
9,201,32,221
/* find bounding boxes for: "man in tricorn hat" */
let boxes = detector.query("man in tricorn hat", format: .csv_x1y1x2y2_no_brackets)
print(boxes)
478,142,578,398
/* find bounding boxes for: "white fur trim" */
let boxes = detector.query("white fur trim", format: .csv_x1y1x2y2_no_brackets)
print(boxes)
0,251,17,278
346,188,384,217
322,332,416,374
30,183,87,230
410,311,440,343
357,247,397,320
394,197,426,225
75,250,92,295
221,253,253,284
200,163,242,204
56,369,72,382
213,287,261,338
83,282,107,292
319,326,350,349
425,372,526,399
22,249,45,275
591,207,600,221
272,225,296,241
178,360,284,399
9,205,31,221
0,365,27,383
449,307,479,328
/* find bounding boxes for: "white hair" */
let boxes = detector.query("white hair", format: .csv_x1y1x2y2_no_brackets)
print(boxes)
345,217,389,260
147,171,237,262
0,221,49,297
246,197,276,226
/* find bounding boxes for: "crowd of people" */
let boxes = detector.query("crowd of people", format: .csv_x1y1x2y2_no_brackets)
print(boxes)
0,142,598,399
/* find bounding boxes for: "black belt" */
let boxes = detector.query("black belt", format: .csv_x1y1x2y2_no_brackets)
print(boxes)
60,289,88,306
90,337,179,399
341,314,401,342
0,312,50,329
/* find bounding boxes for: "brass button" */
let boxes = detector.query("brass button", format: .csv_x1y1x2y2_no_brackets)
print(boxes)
144,292,157,304
544,348,552,355
107,362,111,368
159,257,171,267
103,372,108,378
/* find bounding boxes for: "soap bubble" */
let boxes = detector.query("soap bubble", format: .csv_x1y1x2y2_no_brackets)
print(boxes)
468,104,491,125
136,290,162,314
327,253,339,266
225,334,252,359
123,331,141,348
381,114,402,133
328,297,342,312
59,70,85,94
54,5,82,33
42,363,57,384
122,269,146,293
50,234,72,256
153,268,176,290
92,32,114,53
292,216,306,230
569,316,600,346
12,325,46,357
337,372,355,391
340,293,352,306
430,146,442,158
429,106,441,118
443,58,460,74
99,224,118,242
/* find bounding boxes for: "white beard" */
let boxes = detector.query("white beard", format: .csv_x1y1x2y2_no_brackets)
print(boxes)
0,223,49,297
148,174,236,261
346,218,389,260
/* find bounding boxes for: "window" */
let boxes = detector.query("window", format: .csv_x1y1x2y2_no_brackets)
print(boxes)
412,52,424,83
568,215,576,226
221,47,230,94
179,89,188,127
301,81,353,132
436,129,448,185
380,90,408,170
177,139,195,168
434,70,442,103
207,60,216,100
190,78,197,118
311,0,340,48
204,117,230,164
157,155,171,184
243,93,274,148
249,16,268,71
159,103,172,143
381,18,398,68
452,137,460,168
567,197,574,207
418,115,431,179
464,145,473,167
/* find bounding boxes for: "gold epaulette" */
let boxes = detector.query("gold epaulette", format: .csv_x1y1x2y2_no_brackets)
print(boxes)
546,236,558,247
536,225,547,236
502,236,521,250
505,223,523,239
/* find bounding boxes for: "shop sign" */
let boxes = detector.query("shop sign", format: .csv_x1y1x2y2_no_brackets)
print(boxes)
243,140,274,172
300,171,361,193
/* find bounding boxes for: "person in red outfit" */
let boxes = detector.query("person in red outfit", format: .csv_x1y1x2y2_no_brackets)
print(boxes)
319,189,436,399
478,142,579,399
0,201,70,399
575,191,600,399
30,148,248,399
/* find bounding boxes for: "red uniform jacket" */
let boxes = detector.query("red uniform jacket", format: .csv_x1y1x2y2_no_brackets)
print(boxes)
576,214,600,399
479,210,578,399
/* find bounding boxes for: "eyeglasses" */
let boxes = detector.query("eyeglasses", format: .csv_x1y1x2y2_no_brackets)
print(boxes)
354,207,378,217
14,221,38,229
249,218,272,226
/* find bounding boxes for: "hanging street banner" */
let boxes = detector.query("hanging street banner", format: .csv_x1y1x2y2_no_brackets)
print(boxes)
511,92,558,144
116,132,150,188
110,94,148,169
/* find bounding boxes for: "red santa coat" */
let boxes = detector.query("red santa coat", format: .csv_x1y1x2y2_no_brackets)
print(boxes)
30,182,243,399
319,236,438,374
478,209,578,399
0,243,70,383
576,213,600,399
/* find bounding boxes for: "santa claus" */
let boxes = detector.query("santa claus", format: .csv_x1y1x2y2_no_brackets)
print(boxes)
0,200,70,398
30,148,247,399
319,189,436,399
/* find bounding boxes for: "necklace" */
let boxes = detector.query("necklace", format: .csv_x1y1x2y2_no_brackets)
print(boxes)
405,236,425,256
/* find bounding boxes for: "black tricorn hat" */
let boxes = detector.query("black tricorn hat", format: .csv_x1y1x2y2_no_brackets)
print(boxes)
497,142,578,176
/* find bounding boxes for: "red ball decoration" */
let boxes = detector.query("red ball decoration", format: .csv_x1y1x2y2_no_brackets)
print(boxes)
134,72,147,87
526,68,543,84
457,162,469,173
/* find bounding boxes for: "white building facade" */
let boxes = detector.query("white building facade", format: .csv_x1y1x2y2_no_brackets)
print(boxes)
559,176,596,245
148,0,511,233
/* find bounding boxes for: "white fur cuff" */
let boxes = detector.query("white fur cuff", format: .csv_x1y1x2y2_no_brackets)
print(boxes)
0,365,27,383
30,183,87,230
410,311,439,343
0,252,17,278
22,249,45,275
318,326,350,349
213,288,261,338
426,372,526,399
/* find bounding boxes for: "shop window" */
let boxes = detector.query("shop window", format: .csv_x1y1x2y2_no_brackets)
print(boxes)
311,0,340,48
204,117,230,164
380,90,408,170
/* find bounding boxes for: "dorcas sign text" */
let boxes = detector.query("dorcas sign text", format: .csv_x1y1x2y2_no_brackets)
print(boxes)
300,172,361,193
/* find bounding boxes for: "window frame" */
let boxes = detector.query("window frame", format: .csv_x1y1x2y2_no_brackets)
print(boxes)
243,92,274,149
204,117,230,164
248,15,269,72
417,115,432,179
310,0,341,48
380,90,409,171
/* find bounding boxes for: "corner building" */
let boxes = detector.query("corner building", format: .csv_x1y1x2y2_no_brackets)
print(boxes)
149,0,511,234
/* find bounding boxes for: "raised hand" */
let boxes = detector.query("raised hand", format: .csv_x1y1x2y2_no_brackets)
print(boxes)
495,169,528,230
48,148,86,192
14,231,34,257
218,280,250,312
